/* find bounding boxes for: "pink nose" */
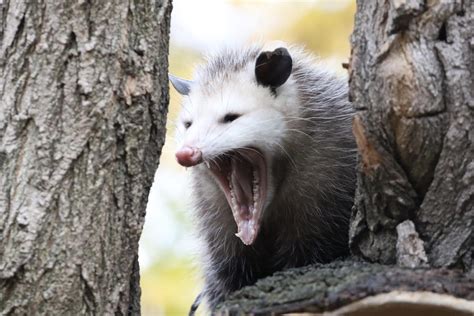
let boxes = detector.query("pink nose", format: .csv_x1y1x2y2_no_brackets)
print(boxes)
175,146,203,167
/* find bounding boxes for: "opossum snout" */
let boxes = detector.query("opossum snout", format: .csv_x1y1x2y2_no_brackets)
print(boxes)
176,146,203,167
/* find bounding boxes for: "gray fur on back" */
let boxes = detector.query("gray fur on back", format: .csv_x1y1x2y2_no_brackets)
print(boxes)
189,45,356,310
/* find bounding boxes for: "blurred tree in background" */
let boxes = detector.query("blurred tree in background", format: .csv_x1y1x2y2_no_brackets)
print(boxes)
283,1,355,59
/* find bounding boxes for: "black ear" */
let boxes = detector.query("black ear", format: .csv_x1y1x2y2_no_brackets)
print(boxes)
169,74,192,95
255,47,292,88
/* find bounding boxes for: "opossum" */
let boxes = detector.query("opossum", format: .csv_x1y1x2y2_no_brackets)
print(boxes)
170,43,356,312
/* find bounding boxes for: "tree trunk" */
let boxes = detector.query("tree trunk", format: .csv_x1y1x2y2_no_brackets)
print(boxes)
218,0,473,314
349,0,473,270
0,0,171,314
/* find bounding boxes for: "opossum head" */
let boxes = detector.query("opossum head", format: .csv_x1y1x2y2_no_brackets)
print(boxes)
171,45,298,246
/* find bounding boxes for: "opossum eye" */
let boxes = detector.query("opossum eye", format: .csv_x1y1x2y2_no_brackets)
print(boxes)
184,121,192,129
221,113,241,123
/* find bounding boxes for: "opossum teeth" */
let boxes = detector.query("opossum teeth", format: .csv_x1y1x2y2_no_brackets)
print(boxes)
231,195,238,211
206,148,267,246
252,170,259,212
252,170,259,185
228,174,238,212
205,161,211,169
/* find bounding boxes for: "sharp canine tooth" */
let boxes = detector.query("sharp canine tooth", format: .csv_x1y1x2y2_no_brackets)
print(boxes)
205,161,210,168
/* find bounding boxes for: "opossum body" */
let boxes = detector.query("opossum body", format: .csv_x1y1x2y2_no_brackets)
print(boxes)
171,44,356,311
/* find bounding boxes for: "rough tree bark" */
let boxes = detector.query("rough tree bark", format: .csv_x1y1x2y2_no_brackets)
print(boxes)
219,260,474,314
0,0,171,314
349,0,473,270
218,0,473,314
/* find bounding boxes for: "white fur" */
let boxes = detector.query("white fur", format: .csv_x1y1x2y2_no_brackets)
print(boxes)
175,62,299,162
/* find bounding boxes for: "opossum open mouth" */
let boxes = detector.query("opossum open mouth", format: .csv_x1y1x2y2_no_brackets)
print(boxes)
208,148,267,246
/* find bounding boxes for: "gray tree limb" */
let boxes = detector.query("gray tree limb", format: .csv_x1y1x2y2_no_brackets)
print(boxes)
217,260,473,314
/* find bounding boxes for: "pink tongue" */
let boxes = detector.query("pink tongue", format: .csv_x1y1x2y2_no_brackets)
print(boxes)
235,214,256,245
230,158,258,245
